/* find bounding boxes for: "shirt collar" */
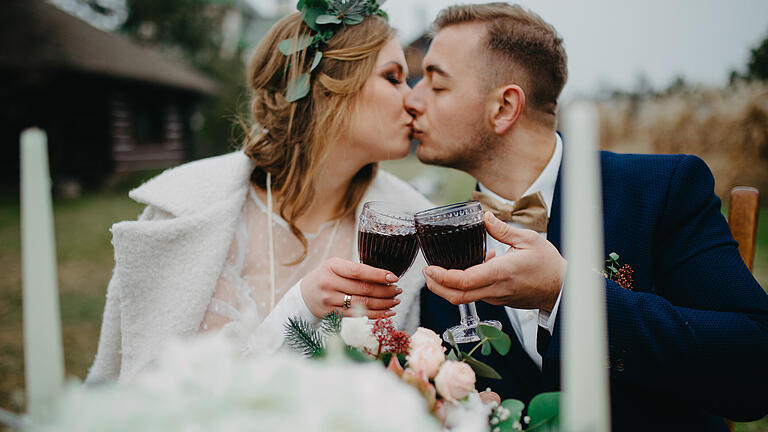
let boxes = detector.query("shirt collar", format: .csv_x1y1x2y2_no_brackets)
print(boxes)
478,133,562,217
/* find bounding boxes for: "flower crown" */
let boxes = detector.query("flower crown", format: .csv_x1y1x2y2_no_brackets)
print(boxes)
278,0,388,102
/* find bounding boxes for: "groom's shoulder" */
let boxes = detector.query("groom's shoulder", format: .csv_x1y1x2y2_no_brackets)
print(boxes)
599,151,710,181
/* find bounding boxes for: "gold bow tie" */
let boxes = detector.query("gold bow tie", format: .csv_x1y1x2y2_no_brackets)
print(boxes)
470,190,549,232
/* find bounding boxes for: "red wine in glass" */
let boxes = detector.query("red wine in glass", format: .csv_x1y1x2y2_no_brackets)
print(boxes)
358,202,419,279
415,200,502,343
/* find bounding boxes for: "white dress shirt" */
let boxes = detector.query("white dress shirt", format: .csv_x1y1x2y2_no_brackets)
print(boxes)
477,133,563,370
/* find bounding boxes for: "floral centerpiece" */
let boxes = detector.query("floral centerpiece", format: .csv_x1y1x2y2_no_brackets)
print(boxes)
285,312,561,431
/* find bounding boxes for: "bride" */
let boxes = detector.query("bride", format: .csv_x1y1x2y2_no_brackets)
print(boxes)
86,1,432,384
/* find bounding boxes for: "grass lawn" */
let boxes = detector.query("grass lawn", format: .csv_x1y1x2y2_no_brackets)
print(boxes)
0,160,766,429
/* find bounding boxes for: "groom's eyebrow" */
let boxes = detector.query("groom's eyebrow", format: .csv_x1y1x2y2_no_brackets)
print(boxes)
425,64,451,79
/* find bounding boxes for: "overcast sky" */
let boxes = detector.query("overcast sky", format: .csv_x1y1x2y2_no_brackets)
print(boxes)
378,0,768,100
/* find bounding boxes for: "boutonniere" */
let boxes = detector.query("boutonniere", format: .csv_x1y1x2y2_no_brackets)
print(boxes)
604,252,634,290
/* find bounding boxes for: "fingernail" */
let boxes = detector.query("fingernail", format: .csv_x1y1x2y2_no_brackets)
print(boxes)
386,273,398,283
385,311,396,317
396,287,403,294
394,298,400,304
423,268,433,278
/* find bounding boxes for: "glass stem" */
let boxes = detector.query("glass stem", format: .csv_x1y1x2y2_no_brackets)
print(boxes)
459,302,480,327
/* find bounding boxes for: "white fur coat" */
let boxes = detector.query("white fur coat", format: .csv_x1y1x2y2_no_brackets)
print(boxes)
85,151,433,384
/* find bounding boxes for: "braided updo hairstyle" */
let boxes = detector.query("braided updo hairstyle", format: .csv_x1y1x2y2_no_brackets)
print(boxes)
242,13,395,262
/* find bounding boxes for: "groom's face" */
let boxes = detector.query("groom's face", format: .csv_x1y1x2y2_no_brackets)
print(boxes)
405,23,494,171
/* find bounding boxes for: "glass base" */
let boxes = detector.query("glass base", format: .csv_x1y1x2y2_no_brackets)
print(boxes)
443,320,502,344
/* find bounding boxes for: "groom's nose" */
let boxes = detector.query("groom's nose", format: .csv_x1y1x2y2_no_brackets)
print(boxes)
404,80,425,118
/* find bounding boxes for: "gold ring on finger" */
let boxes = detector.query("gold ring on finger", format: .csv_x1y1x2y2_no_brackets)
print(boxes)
343,294,352,310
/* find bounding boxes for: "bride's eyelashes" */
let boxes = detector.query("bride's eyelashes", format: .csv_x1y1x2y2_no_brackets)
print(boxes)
384,72,402,85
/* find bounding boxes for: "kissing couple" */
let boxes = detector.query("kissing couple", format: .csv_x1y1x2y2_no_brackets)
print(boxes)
87,2,768,430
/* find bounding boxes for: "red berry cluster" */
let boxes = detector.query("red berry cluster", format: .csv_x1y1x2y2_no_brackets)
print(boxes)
371,318,411,356
615,264,635,290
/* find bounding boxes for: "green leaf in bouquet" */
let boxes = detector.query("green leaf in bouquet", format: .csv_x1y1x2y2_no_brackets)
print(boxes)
446,350,459,361
461,353,502,379
477,324,511,356
284,316,325,358
320,310,342,335
444,329,460,355
345,346,371,362
481,340,492,356
527,392,560,431
278,36,312,55
497,399,524,431
608,252,619,261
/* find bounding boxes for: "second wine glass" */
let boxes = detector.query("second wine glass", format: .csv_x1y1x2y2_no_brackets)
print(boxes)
358,201,420,279
414,200,502,343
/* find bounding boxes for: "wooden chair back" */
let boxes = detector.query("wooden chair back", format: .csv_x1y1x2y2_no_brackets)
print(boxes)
724,186,760,432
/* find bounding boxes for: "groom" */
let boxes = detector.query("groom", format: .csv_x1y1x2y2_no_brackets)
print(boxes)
407,3,768,431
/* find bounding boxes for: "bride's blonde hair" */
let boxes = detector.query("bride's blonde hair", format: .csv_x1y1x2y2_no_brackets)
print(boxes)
241,12,395,261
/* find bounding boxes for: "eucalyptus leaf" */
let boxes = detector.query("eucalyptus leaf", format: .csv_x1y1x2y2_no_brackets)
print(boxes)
497,399,524,432
609,252,619,260
286,73,310,102
444,330,460,355
462,354,502,379
477,324,511,356
278,36,312,55
302,7,326,31
316,14,342,24
343,14,364,25
310,51,323,71
446,350,459,361
527,392,560,431
481,341,492,356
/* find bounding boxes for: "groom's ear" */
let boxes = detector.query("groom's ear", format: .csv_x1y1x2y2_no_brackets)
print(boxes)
490,85,525,135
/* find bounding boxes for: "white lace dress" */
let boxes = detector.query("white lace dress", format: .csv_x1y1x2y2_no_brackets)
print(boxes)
198,186,357,352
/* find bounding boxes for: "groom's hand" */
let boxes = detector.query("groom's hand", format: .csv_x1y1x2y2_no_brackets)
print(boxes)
423,212,566,312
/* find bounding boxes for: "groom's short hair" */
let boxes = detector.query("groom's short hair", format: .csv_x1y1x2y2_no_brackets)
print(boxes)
433,3,567,123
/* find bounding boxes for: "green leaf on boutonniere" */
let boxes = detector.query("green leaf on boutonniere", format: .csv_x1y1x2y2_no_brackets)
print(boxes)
477,324,511,355
608,252,619,261
278,36,312,55
527,392,560,431
286,73,310,102
316,14,342,24
461,353,502,379
497,399,524,431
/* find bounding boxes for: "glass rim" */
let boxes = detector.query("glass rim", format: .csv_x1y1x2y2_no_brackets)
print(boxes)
360,201,415,222
413,200,482,220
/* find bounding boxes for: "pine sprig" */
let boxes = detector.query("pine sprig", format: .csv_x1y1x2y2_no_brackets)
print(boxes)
320,310,343,335
284,316,325,358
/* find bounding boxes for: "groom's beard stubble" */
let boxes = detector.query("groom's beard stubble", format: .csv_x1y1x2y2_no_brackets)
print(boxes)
418,123,496,174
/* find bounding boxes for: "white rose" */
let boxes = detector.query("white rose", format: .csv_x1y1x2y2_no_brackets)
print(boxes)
340,317,378,352
410,327,444,352
435,361,476,402
406,344,446,379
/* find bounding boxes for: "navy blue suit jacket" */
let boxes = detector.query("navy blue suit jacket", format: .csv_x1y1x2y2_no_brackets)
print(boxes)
420,151,768,431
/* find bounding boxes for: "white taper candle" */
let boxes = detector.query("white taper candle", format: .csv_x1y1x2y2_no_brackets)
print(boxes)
561,102,611,431
20,128,65,419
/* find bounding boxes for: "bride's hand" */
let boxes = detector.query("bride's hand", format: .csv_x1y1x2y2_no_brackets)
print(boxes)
301,257,402,319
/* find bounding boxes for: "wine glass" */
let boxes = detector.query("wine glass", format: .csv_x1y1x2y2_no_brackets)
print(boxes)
358,201,420,279
414,201,502,343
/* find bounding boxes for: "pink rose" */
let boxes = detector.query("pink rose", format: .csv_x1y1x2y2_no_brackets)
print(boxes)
409,327,444,352
434,361,476,402
406,344,445,379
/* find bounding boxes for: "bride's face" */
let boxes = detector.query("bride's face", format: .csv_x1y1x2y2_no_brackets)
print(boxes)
345,38,413,163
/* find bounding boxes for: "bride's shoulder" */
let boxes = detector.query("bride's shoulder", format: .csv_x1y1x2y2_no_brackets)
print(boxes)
370,169,434,209
128,151,254,216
